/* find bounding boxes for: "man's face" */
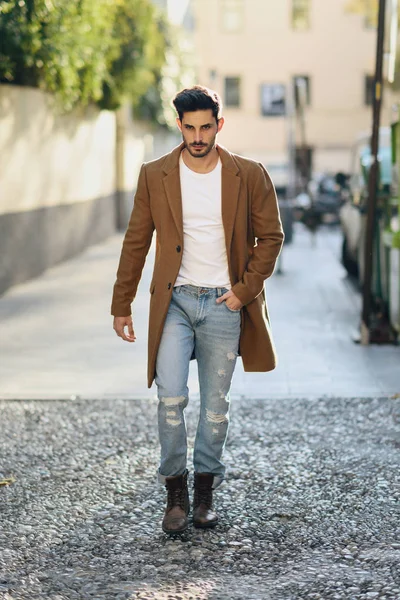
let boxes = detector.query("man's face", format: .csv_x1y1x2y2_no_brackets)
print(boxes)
177,109,224,158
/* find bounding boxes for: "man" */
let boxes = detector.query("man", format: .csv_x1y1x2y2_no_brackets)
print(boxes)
111,86,284,534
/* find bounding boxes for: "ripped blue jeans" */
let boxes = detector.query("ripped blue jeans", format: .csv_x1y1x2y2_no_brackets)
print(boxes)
155,285,241,489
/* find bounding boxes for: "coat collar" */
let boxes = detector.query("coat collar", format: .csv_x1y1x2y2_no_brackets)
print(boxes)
162,143,241,261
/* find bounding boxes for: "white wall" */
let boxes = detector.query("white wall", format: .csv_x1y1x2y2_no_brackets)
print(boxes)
0,85,180,293
0,85,117,216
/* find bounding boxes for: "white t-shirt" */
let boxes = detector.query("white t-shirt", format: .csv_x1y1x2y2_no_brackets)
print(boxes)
174,153,231,289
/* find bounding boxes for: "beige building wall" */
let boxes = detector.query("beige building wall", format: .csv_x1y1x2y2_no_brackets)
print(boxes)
0,85,116,216
116,104,180,227
193,0,385,176
0,85,178,293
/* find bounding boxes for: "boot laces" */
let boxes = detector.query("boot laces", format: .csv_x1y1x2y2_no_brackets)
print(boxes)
167,486,186,510
195,485,213,508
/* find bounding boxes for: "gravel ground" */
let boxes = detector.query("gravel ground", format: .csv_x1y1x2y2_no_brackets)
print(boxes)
0,395,399,600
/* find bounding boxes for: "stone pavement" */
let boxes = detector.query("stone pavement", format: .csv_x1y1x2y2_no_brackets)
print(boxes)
1,395,399,599
0,224,399,400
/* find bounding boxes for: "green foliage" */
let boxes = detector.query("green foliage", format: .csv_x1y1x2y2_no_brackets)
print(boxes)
392,52,400,91
393,230,400,249
99,0,167,112
135,21,196,128
0,0,170,113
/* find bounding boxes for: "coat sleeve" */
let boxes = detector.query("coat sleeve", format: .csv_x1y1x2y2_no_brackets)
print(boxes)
111,164,155,316
231,162,284,306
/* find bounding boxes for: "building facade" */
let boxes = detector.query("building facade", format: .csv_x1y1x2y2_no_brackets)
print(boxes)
193,0,395,182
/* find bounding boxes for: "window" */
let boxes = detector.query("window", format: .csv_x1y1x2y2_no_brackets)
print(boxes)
260,84,286,117
225,77,241,107
292,0,311,30
365,75,374,106
293,75,311,108
221,0,244,33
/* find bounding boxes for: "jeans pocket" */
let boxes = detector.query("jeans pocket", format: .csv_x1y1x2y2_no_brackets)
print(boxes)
223,301,241,313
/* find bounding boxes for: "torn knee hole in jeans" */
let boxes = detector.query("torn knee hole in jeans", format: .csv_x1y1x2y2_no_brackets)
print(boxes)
161,396,186,426
206,408,228,425
161,395,186,407
165,410,182,426
166,418,181,426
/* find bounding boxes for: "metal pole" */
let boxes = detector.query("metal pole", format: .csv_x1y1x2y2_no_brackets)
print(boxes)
360,0,386,344
115,107,126,231
296,77,309,192
286,81,296,200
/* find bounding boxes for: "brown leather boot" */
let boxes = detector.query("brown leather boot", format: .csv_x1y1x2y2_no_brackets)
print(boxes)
162,470,190,534
192,472,219,528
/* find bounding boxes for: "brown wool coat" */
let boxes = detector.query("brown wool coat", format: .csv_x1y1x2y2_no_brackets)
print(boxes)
111,142,284,388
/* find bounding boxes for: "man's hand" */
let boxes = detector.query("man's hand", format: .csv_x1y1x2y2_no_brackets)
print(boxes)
113,316,136,342
216,290,243,311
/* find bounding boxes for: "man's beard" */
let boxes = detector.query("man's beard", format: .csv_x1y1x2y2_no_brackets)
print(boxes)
183,134,216,158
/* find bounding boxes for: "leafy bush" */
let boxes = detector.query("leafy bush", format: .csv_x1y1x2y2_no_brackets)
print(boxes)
99,0,167,112
0,0,169,113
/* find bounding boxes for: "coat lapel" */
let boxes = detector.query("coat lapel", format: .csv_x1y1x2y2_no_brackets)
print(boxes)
162,143,185,239
218,145,241,257
163,169,183,239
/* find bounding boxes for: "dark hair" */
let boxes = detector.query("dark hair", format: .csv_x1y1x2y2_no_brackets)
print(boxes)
172,85,223,122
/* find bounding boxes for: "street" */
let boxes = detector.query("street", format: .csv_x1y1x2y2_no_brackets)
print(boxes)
0,225,399,400
1,224,399,600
